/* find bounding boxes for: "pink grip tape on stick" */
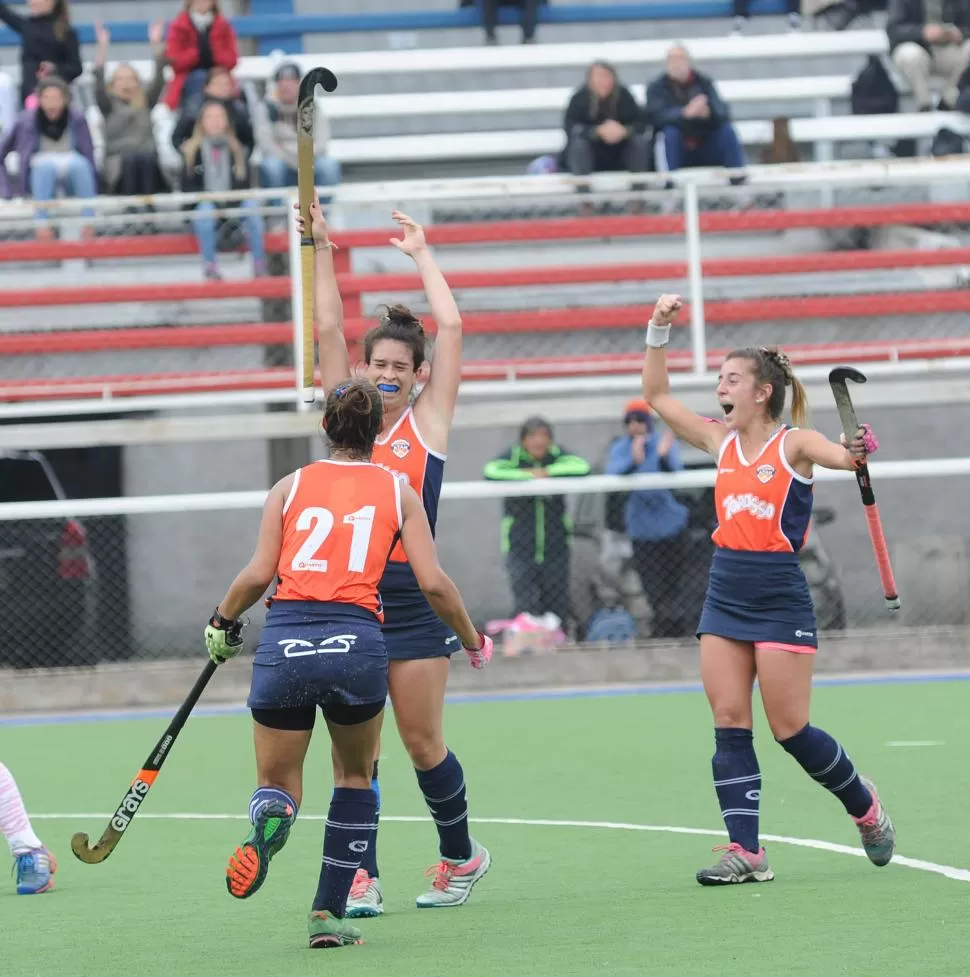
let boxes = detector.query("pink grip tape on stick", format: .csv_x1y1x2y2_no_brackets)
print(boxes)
828,366,901,611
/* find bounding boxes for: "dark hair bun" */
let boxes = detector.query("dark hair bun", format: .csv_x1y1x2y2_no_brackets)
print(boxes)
382,304,424,334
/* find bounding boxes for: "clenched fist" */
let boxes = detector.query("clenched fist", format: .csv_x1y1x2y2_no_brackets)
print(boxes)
652,294,683,326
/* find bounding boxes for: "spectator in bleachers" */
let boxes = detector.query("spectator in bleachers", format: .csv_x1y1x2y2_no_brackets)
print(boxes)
254,62,341,195
179,98,265,280
0,0,81,107
173,66,254,160
561,62,649,178
732,0,801,34
483,417,591,629
604,399,691,638
648,45,746,180
94,20,167,197
461,0,544,45
0,76,95,237
163,0,239,112
888,0,970,111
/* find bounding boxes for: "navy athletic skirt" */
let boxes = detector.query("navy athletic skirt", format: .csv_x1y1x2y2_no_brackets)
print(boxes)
697,549,818,651
247,600,388,710
380,561,459,661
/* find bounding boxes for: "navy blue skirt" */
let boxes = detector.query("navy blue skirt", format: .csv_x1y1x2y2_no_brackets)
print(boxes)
697,549,818,650
380,561,458,661
247,600,388,710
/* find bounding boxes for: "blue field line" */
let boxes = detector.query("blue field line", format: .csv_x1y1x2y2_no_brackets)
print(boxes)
2,669,969,728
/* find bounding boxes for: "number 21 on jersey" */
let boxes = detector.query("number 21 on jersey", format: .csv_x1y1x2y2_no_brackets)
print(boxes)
291,505,376,574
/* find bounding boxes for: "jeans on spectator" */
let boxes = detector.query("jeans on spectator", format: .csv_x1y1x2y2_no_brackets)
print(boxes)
192,198,266,268
734,0,798,16
631,530,690,638
30,152,97,221
660,122,746,171
181,69,209,107
259,153,342,199
893,40,970,109
482,0,540,41
506,551,571,626
566,125,650,175
113,151,163,196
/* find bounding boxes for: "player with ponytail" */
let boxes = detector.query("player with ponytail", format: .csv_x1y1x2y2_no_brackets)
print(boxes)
295,193,491,916
640,294,895,885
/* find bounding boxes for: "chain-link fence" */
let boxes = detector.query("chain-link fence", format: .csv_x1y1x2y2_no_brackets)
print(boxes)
0,451,967,670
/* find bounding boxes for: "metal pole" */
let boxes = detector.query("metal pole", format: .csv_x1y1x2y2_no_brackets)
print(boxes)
683,180,707,375
287,190,310,413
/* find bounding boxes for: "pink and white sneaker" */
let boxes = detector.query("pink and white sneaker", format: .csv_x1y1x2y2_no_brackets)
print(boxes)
696,843,774,885
345,868,383,918
416,838,491,907
852,776,896,867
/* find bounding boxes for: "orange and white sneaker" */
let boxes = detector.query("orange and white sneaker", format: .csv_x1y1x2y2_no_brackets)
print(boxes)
415,838,491,908
345,868,383,918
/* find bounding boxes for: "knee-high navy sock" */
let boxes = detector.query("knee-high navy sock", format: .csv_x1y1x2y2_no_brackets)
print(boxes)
415,750,471,861
249,786,298,823
312,787,378,917
778,723,873,818
358,760,380,879
712,728,762,853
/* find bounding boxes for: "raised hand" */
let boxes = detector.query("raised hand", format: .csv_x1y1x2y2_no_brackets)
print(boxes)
389,210,428,258
652,293,683,325
841,423,878,468
149,19,165,47
294,189,331,249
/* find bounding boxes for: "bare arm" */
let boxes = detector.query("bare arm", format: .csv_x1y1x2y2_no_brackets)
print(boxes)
398,485,480,649
296,191,351,395
786,428,864,473
392,212,462,449
215,477,289,620
641,293,727,457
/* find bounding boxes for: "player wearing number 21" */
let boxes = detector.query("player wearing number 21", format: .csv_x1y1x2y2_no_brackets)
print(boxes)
203,380,492,950
641,293,896,886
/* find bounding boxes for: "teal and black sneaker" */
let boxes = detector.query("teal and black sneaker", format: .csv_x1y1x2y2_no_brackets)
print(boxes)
226,801,294,899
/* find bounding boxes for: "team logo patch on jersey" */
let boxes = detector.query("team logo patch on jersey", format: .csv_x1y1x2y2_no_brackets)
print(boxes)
756,464,776,484
390,438,411,459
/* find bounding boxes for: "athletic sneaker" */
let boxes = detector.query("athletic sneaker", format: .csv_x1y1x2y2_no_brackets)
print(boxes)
14,847,56,895
226,801,294,899
853,776,896,867
696,843,775,885
415,838,491,908
345,869,383,918
307,911,363,949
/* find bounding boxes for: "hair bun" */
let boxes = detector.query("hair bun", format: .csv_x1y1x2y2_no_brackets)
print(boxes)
761,346,793,385
382,304,424,334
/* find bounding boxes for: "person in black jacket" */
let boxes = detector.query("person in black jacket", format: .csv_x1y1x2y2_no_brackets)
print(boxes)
0,0,81,106
647,45,746,176
460,0,545,45
888,0,970,110
561,61,649,177
483,417,591,627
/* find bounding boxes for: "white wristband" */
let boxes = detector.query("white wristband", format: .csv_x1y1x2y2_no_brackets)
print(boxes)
646,321,671,348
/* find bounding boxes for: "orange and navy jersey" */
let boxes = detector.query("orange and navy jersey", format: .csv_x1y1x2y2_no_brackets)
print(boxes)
711,426,814,554
273,460,403,620
371,407,446,584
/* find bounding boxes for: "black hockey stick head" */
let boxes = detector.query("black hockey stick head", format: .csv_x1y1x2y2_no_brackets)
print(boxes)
828,365,867,388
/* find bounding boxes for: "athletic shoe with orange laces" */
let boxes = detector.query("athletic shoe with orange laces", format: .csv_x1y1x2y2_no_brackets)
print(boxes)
225,801,294,899
415,838,491,908
307,911,363,949
345,868,384,918
696,843,775,885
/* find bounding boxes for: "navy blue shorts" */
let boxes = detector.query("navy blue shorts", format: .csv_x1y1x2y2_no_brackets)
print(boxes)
697,549,818,651
379,561,458,661
247,600,388,713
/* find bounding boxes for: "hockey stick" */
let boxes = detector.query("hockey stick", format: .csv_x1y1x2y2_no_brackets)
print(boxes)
296,67,339,404
828,366,900,611
71,660,218,864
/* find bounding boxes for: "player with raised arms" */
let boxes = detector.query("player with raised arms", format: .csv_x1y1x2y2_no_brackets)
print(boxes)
296,194,491,916
1,762,55,894
641,293,896,885
204,379,491,948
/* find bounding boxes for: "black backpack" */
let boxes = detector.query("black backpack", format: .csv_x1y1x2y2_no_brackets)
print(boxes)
851,55,899,115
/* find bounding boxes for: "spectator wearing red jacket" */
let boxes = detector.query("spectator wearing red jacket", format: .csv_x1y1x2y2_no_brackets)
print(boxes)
163,0,238,112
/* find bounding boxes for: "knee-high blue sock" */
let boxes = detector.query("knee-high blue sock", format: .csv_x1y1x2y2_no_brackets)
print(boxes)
415,750,471,861
778,723,873,818
358,760,380,879
312,787,378,917
249,786,298,823
712,728,761,853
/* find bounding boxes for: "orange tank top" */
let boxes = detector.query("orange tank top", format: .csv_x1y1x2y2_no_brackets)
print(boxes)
712,426,814,554
273,460,403,619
